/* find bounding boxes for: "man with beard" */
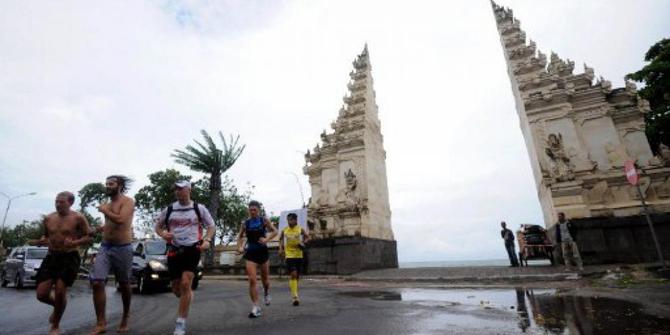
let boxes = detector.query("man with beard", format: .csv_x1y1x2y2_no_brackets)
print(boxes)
89,175,135,334
29,192,91,335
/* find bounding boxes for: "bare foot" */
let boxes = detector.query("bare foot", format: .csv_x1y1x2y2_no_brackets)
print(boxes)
49,325,60,335
89,323,107,335
116,317,129,333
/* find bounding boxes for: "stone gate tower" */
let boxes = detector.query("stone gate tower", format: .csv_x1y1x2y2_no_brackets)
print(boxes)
492,2,670,264
303,45,398,273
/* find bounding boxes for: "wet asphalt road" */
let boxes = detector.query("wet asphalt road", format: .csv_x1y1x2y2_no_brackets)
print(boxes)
1,279,670,335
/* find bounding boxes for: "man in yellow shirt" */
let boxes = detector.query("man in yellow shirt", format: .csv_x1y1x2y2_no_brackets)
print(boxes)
278,213,310,306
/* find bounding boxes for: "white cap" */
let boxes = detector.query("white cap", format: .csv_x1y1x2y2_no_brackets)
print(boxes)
175,180,191,188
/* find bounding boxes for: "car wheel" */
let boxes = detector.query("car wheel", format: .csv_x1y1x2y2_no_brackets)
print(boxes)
15,273,24,289
138,274,150,294
0,272,8,287
191,277,199,290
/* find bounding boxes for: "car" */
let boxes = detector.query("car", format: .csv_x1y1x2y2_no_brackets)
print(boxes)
1,246,49,288
127,239,203,294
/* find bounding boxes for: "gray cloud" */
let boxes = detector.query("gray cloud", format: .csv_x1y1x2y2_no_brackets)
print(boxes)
1,0,668,262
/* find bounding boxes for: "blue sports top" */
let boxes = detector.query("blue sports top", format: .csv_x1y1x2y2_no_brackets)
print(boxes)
245,217,267,251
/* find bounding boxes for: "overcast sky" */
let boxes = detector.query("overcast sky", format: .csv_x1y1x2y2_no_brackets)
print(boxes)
1,0,669,262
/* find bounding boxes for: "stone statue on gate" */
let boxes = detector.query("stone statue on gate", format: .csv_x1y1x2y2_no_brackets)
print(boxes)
338,169,360,211
545,133,575,182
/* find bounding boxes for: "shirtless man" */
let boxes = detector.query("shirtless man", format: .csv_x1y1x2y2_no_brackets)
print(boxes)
89,175,135,334
30,191,91,335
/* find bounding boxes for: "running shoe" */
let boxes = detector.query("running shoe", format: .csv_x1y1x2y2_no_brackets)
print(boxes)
292,297,300,306
173,319,186,335
248,306,262,318
264,293,271,306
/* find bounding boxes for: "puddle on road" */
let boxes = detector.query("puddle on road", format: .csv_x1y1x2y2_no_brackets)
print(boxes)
339,290,402,301
339,288,670,334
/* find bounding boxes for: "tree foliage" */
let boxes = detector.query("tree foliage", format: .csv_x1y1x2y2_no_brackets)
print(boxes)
626,38,670,153
1,219,43,248
77,182,106,243
172,130,245,226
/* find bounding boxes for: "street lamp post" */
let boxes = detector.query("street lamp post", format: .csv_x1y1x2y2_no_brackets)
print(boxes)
286,172,306,208
0,191,37,248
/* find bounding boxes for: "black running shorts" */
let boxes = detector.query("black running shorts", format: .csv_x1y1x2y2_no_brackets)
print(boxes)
244,247,269,265
36,251,81,287
167,245,201,280
285,258,303,275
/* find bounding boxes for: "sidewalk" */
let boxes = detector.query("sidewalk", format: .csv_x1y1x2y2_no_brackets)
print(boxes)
351,264,667,283
203,263,666,284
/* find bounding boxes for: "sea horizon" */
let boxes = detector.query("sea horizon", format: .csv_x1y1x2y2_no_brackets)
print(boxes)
399,259,550,268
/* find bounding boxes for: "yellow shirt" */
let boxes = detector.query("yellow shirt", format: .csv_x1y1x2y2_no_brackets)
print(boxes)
283,225,303,259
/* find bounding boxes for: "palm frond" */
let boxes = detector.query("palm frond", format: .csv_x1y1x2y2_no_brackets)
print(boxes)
173,129,245,175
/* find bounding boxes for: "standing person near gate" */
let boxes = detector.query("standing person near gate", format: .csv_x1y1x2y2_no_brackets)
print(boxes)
237,200,278,318
278,212,310,306
555,212,583,271
500,221,520,267
155,180,215,335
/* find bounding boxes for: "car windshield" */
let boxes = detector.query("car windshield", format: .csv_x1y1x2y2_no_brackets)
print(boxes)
26,249,48,259
145,241,167,255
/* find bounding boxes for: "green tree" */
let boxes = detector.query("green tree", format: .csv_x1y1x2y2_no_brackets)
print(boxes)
197,176,253,245
78,183,106,226
172,130,245,225
626,38,670,153
1,219,43,248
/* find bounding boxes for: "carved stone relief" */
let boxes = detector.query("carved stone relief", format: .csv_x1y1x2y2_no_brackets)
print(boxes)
630,176,651,200
585,180,612,204
658,143,670,166
605,142,630,169
544,133,575,181
655,177,670,198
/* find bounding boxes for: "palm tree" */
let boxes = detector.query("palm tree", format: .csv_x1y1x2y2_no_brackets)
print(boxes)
172,130,245,235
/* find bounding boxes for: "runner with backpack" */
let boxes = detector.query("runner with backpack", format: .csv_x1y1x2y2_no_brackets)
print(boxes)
155,180,215,335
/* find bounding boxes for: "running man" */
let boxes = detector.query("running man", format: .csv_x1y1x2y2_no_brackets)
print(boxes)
237,200,278,318
278,212,310,306
29,191,91,335
89,175,135,334
155,180,215,335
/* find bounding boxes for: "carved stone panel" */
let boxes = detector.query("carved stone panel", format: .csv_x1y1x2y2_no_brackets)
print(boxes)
580,117,623,171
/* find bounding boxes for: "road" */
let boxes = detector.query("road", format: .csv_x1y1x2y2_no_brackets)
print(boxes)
1,278,669,334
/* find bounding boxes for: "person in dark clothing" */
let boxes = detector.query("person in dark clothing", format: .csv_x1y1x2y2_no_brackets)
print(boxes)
501,221,520,267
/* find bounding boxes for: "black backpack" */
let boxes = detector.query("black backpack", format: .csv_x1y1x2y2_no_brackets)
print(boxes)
164,202,202,231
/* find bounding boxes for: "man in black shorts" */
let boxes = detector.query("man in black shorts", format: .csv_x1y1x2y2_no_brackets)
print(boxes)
278,212,310,306
156,180,215,335
29,192,91,335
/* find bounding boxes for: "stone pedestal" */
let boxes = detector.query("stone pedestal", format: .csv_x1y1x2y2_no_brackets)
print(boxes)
306,236,398,275
549,214,670,265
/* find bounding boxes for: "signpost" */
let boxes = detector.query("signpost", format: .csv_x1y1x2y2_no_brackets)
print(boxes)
624,160,666,268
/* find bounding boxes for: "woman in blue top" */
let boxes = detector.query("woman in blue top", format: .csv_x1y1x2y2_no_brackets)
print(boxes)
236,200,278,318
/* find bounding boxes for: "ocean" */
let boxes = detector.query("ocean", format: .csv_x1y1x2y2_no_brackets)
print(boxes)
399,259,551,268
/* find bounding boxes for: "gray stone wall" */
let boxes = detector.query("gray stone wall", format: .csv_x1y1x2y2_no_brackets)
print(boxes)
306,236,398,274
549,214,670,264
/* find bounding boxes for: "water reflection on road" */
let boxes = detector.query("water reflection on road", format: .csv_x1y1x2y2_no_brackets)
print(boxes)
342,288,670,334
